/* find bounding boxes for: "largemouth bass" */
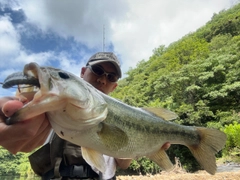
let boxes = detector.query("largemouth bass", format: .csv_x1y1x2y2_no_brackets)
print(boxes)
2,62,227,175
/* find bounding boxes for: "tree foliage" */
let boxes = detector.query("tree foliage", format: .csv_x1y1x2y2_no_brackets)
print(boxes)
111,3,240,173
223,122,240,153
0,147,34,177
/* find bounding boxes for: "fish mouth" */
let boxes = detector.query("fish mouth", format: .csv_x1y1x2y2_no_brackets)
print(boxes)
2,63,42,90
2,62,64,125
2,62,60,95
2,71,40,90
2,62,108,126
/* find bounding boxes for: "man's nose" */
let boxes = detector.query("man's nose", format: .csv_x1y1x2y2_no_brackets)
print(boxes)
97,75,107,85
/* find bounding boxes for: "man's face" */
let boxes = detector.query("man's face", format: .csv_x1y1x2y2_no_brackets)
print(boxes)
80,62,118,95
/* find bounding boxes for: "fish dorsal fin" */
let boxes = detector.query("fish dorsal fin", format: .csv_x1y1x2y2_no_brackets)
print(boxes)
81,147,106,173
97,122,128,151
142,107,178,121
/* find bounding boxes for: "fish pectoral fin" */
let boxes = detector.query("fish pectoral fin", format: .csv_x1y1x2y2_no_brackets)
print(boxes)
81,147,106,173
97,122,128,151
148,148,174,171
142,107,178,121
187,127,227,175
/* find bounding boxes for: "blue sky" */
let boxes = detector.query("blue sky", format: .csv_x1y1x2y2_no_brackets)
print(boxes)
0,0,239,96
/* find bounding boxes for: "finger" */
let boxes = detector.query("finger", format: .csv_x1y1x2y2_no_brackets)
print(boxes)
162,142,171,150
0,97,19,117
0,96,18,105
2,100,24,117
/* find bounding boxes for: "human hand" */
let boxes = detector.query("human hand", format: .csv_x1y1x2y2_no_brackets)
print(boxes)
115,158,132,169
162,142,171,150
0,96,51,154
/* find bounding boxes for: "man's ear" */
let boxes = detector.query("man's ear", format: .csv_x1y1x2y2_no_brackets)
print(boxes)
110,83,118,92
80,67,87,78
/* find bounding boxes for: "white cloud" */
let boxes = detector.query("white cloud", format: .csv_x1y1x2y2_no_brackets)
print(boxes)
110,0,234,74
0,16,21,65
15,0,234,75
19,0,129,47
56,51,86,76
0,0,237,97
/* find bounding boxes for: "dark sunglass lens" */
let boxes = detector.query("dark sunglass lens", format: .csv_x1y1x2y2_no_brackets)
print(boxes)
107,74,118,82
92,66,104,75
90,65,118,82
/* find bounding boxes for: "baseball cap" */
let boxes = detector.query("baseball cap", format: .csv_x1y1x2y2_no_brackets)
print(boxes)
86,52,122,78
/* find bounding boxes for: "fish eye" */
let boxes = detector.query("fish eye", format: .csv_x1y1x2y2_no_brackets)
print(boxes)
58,72,70,79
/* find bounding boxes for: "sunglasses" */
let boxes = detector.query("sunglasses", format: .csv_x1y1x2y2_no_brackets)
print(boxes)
87,65,119,82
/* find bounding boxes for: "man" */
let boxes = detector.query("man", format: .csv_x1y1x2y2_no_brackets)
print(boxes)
0,52,131,180
0,52,170,179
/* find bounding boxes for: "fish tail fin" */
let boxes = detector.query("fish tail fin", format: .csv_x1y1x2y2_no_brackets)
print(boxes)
188,127,227,175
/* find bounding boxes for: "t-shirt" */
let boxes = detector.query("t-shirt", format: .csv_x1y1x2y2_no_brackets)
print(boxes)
91,155,116,179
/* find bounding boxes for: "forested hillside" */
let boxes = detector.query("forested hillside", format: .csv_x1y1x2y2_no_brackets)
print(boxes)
1,3,240,177
111,3,240,173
